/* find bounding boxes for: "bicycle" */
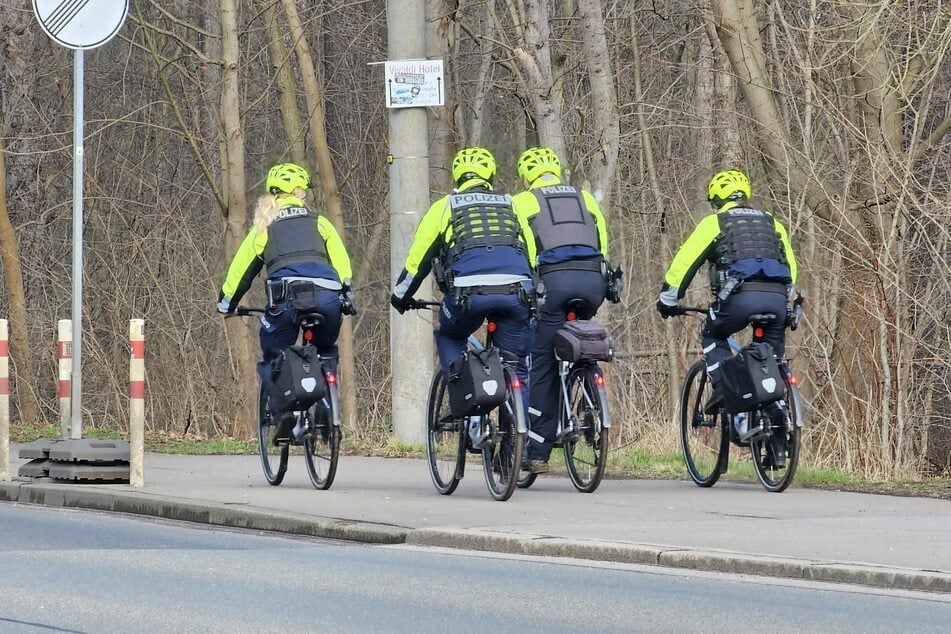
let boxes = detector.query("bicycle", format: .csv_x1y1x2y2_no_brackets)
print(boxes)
677,306,804,492
409,299,527,501
233,306,341,490
518,299,612,493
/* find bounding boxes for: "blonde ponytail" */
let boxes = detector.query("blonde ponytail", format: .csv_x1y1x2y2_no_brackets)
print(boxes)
252,194,281,233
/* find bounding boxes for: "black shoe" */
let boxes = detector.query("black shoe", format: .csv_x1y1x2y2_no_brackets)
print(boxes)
704,388,724,414
522,459,549,475
763,435,787,469
274,412,295,443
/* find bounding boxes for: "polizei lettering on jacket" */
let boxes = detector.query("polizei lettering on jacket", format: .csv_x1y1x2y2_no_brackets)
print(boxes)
448,192,510,206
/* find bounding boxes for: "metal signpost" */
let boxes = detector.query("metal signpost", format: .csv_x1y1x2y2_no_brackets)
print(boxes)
32,0,129,439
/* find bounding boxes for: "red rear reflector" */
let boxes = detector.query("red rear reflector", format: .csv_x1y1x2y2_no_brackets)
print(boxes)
789,374,798,386
567,312,577,321
487,321,497,333
595,374,605,386
326,372,337,385
303,330,313,342
753,327,764,339
510,377,521,389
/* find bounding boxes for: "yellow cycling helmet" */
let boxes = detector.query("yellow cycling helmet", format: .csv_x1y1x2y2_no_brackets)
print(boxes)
517,146,561,183
707,169,751,208
451,147,496,185
266,162,311,195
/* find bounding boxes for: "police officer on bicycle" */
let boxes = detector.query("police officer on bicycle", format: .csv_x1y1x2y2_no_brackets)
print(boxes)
656,169,798,466
217,163,355,436
390,146,537,406
511,147,616,475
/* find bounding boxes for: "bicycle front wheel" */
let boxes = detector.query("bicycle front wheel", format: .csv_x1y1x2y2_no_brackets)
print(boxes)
751,382,801,492
426,369,465,495
564,364,610,493
679,361,729,487
482,367,525,502
304,387,340,490
257,382,288,486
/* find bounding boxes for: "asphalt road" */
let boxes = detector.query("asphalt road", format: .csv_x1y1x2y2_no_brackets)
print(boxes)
2,505,950,633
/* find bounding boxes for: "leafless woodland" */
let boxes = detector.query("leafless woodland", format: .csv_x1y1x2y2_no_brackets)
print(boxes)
1,1,949,478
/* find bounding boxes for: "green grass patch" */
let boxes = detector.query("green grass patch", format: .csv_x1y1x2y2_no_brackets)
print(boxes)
149,437,256,455
11,423,123,443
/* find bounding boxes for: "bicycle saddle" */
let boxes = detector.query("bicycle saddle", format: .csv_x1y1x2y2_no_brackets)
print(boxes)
296,312,326,328
564,298,593,320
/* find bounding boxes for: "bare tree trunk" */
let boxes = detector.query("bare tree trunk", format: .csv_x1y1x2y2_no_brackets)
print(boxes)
427,0,456,190
280,0,357,429
220,0,256,437
264,2,306,165
514,0,568,161
577,0,619,205
0,136,41,426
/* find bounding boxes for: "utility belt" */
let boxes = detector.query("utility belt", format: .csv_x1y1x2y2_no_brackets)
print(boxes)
452,282,536,315
537,258,603,275
739,280,788,294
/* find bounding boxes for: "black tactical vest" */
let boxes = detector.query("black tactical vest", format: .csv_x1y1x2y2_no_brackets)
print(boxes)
263,206,330,275
528,185,599,253
714,208,786,270
446,191,522,260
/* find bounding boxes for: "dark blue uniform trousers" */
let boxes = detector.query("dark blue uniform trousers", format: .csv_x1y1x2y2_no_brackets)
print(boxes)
527,269,605,462
702,289,787,386
257,288,342,387
436,291,533,412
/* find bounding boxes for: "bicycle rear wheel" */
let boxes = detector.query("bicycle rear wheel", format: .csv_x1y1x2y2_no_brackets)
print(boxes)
304,388,340,490
482,367,525,501
564,364,610,493
679,361,729,487
751,383,801,492
426,369,465,495
257,382,288,486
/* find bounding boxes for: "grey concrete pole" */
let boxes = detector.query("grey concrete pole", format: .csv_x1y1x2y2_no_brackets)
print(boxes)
387,0,433,444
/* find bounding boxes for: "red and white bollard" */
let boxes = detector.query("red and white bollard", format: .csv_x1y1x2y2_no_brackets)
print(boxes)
0,319,9,481
57,320,72,439
129,319,145,487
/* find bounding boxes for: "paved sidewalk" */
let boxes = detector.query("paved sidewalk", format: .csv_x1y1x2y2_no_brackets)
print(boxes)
2,450,950,593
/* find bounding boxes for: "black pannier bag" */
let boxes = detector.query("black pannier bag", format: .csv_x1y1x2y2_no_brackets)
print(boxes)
447,348,507,417
270,344,327,413
720,342,785,414
552,320,613,363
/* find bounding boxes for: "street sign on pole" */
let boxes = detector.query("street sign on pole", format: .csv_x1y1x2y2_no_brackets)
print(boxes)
32,0,128,50
33,0,129,439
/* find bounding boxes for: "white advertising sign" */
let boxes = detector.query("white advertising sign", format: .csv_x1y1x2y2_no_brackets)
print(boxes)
33,0,129,50
384,59,445,108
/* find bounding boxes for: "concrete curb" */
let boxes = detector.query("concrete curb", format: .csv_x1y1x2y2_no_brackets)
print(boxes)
4,481,950,594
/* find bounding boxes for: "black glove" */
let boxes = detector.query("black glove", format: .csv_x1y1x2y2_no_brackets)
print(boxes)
656,300,686,319
390,293,412,314
341,286,357,316
605,264,624,304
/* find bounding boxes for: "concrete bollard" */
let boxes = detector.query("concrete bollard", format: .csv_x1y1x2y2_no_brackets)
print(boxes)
0,320,8,481
57,320,72,439
129,319,145,487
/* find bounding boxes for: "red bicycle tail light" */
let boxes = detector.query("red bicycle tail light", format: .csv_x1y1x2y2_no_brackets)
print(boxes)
303,330,313,342
326,372,337,385
487,321,497,333
510,377,521,389
753,327,764,339
789,373,798,386
567,312,577,321
595,373,605,386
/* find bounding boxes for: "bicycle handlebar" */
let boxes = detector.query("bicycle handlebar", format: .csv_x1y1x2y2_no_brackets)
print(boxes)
407,299,441,310
228,306,265,317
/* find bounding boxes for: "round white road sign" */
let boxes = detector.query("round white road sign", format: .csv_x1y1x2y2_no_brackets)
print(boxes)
32,0,129,50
